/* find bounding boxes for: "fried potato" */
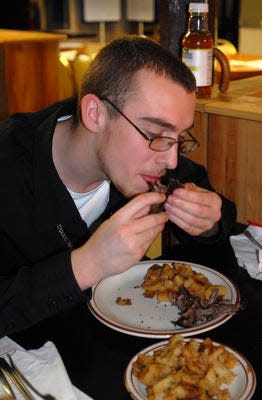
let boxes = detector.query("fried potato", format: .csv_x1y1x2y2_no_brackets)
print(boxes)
141,262,227,303
140,262,241,328
132,334,237,400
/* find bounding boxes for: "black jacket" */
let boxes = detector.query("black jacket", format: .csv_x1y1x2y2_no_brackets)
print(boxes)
0,97,236,337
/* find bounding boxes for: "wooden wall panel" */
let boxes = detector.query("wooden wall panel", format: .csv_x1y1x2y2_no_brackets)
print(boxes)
0,46,7,119
207,114,262,223
186,110,209,168
0,30,65,119
41,42,61,106
4,41,61,115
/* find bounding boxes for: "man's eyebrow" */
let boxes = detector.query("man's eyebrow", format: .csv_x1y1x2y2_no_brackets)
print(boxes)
140,116,177,130
140,116,194,132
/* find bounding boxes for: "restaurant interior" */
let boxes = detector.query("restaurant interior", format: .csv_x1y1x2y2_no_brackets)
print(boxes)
0,0,262,258
0,0,262,257
0,2,262,400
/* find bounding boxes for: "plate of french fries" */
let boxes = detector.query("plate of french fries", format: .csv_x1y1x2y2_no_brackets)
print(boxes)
88,260,241,338
125,334,256,400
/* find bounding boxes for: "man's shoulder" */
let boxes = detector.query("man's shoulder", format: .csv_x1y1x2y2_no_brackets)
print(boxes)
0,96,78,155
0,96,77,131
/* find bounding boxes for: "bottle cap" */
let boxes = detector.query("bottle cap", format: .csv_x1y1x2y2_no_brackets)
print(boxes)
189,3,209,13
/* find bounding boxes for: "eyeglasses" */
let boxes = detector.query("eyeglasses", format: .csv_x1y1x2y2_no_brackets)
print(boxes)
101,97,200,154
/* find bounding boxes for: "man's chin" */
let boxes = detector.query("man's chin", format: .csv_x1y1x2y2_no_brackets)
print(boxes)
120,186,148,198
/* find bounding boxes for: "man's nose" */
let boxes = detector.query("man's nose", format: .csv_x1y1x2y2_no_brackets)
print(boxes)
158,145,179,169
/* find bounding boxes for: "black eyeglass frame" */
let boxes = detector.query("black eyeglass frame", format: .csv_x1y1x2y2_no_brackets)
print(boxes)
100,97,200,154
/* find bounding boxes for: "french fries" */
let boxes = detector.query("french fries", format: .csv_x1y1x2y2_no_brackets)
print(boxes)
132,334,237,400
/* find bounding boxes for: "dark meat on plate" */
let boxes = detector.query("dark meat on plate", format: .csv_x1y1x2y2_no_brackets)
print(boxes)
171,287,243,328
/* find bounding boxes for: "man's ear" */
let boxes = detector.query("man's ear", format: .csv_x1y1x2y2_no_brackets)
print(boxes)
80,94,105,132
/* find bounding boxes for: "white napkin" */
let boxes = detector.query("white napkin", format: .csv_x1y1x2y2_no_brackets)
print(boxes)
0,337,93,400
230,225,262,280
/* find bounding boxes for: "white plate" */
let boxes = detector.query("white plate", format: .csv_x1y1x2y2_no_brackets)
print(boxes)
124,339,257,400
88,260,240,338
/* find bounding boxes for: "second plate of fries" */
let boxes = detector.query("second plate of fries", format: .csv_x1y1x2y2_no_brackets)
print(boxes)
125,334,256,400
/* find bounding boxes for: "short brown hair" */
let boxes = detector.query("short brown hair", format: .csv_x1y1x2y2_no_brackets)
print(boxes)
79,35,196,112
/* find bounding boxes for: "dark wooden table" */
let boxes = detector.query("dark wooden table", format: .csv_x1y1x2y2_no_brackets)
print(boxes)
10,238,262,399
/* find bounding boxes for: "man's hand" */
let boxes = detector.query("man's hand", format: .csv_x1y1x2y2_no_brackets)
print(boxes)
72,191,168,289
164,183,222,236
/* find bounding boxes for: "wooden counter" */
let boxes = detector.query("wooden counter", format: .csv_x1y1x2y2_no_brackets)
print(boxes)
0,29,66,43
188,76,262,224
0,29,66,119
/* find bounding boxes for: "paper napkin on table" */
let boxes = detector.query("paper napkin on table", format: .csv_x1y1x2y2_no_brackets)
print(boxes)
0,336,93,400
230,225,262,280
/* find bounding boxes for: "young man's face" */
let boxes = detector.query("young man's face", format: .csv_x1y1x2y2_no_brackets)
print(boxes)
100,69,196,198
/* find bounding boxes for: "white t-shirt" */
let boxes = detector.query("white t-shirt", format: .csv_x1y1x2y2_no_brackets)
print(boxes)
68,180,110,227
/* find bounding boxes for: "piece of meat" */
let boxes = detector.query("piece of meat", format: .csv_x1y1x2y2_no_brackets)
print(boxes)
150,178,184,213
171,287,243,328
173,302,242,328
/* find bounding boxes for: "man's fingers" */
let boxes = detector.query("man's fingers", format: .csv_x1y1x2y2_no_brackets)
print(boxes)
118,192,167,219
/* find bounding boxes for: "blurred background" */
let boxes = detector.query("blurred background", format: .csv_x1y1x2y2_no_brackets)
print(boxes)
0,0,261,54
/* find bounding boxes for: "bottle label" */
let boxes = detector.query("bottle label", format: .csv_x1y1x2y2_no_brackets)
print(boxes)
182,48,213,86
